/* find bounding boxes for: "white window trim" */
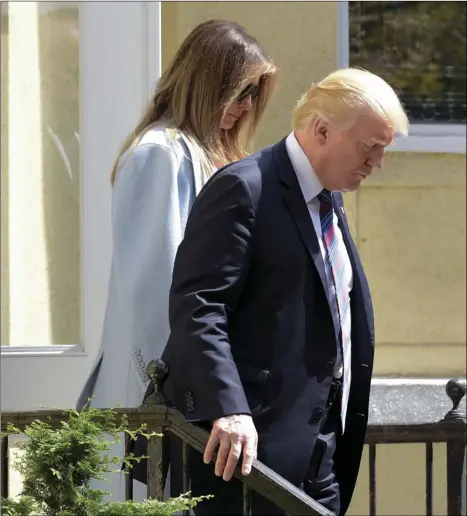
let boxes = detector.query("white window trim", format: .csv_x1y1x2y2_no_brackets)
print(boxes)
337,1,466,155
1,345,82,357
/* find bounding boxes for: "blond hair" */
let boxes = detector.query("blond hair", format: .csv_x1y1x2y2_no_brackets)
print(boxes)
111,20,277,184
292,67,409,136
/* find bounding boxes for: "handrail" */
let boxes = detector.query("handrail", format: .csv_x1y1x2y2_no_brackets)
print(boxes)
0,405,331,516
1,371,465,516
364,376,466,516
2,407,465,445
365,421,466,444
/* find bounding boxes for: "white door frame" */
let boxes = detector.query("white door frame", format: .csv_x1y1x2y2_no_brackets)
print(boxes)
1,1,161,412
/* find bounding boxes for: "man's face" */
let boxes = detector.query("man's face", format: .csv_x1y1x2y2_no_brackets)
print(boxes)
318,113,394,192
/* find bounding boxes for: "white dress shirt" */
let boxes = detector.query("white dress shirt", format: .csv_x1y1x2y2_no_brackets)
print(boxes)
285,132,353,381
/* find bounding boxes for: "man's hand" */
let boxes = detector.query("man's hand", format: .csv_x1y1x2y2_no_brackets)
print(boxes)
203,414,257,481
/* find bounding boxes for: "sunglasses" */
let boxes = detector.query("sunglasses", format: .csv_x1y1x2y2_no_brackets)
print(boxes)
237,83,261,102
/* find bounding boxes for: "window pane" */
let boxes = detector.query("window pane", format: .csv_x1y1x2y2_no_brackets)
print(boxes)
349,1,467,124
1,2,80,346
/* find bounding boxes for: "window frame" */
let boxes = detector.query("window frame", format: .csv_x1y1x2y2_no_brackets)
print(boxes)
338,1,466,155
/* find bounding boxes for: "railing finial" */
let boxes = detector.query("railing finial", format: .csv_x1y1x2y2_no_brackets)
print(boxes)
442,376,466,422
143,359,169,407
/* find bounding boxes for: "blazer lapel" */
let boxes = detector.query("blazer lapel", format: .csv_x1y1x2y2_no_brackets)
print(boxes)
273,139,333,312
333,197,359,284
334,195,374,345
178,132,206,195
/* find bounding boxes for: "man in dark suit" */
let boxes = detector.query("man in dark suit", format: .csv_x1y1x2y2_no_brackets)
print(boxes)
154,68,408,515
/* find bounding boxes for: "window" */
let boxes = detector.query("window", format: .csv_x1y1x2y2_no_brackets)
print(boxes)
1,2,80,347
343,1,466,153
1,1,161,414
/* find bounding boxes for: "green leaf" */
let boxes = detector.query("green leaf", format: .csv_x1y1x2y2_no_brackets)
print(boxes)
5,400,212,515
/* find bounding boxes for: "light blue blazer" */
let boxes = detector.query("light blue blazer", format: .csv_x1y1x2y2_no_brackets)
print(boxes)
77,124,208,412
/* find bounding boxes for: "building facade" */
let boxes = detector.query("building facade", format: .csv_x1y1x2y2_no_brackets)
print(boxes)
1,2,465,514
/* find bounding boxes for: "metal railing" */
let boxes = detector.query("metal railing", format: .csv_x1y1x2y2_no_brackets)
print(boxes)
1,368,465,516
1,404,330,515
364,376,466,516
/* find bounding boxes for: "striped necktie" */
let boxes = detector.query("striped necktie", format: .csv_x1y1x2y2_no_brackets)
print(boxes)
317,189,351,432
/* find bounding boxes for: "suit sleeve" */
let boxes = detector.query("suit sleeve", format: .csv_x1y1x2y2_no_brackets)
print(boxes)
166,168,255,421
111,144,190,395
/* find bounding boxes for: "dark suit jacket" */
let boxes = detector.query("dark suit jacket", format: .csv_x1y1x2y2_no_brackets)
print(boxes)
144,137,375,514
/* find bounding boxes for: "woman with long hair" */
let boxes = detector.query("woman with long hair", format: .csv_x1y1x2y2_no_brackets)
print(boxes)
77,19,277,500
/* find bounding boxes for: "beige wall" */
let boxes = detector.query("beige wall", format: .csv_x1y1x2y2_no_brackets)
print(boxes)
161,1,339,151
347,152,466,377
161,3,466,514
350,443,448,515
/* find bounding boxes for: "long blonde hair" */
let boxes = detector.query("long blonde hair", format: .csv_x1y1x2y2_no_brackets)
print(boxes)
111,19,277,184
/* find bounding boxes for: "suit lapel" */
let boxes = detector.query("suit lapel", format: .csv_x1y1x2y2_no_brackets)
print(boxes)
272,138,373,347
284,188,330,297
178,132,205,195
333,196,354,263
273,139,333,312
333,194,374,345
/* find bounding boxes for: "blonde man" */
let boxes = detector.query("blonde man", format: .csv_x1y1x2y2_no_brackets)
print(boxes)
156,68,409,515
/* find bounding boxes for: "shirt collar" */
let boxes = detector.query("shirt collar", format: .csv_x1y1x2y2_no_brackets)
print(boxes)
285,132,323,203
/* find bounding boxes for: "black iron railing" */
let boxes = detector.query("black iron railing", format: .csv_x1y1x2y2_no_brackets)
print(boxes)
1,371,465,515
364,377,466,516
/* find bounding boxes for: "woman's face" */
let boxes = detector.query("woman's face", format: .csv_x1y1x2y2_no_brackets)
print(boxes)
220,75,262,131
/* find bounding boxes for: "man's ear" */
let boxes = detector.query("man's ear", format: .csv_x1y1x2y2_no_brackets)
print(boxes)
314,118,329,146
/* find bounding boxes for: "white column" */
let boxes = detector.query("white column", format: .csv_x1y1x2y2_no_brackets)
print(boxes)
7,2,51,347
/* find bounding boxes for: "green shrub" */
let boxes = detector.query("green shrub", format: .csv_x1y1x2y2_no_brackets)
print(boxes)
2,403,211,515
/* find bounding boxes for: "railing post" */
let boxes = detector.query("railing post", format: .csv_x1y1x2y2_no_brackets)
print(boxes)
1,436,8,499
441,377,466,516
124,432,134,501
143,359,169,500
